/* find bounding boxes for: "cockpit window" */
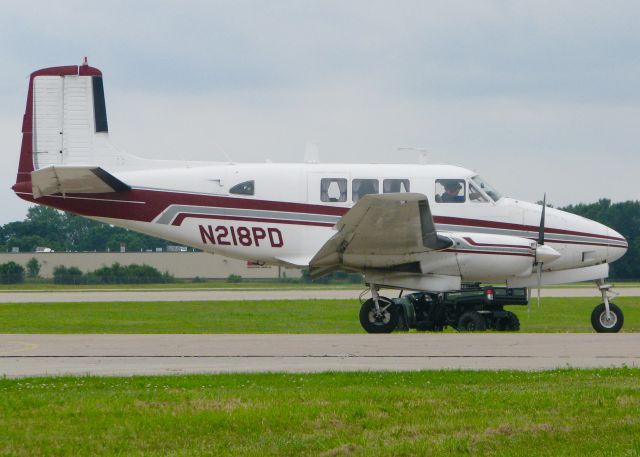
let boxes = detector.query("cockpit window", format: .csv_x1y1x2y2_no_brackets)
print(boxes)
435,179,465,203
320,178,347,202
352,179,379,202
383,179,410,193
469,182,489,203
471,175,502,202
229,180,254,196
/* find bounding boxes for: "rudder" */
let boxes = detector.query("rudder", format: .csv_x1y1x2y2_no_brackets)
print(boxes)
16,60,120,185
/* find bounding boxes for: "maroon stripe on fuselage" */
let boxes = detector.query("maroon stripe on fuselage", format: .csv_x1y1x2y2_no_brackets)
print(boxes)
15,188,349,223
171,213,335,227
435,215,623,242
16,187,625,246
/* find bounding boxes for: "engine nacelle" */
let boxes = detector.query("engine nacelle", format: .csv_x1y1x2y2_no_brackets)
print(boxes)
446,232,536,281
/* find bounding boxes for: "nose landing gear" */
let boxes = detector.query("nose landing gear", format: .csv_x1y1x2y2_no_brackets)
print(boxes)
591,281,624,333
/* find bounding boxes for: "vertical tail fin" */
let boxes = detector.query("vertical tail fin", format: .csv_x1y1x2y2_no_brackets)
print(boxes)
16,61,121,185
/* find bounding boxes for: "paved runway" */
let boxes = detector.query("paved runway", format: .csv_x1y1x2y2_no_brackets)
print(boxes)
1,287,638,303
1,333,638,377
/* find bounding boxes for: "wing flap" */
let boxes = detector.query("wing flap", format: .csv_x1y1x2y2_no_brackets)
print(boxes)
309,193,452,278
31,165,130,198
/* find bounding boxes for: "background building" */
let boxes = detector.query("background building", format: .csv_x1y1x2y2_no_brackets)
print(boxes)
0,252,302,280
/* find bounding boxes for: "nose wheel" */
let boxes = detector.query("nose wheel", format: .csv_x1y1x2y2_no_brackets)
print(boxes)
592,281,624,333
591,303,623,333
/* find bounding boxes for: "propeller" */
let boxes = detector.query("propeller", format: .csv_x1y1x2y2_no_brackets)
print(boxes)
536,194,546,309
533,194,561,309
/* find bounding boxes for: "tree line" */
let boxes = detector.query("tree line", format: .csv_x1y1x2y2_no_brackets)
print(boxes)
1,201,638,279
0,206,173,253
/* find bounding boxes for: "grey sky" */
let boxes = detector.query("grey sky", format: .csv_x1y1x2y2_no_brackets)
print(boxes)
1,1,639,224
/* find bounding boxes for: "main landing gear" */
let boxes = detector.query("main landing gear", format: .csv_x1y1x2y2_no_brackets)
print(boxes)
358,285,399,334
591,281,624,333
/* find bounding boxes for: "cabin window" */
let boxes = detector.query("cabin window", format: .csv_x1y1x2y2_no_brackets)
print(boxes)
352,179,379,202
435,179,465,203
320,178,347,202
230,180,254,196
383,179,410,193
469,182,489,203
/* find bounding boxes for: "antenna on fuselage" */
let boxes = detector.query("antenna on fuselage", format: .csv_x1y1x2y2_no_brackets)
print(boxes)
213,145,234,164
304,141,320,163
397,146,428,164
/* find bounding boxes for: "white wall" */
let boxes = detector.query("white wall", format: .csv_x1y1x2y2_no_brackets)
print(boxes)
0,252,302,279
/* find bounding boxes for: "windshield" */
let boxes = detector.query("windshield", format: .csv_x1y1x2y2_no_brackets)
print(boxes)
470,175,502,202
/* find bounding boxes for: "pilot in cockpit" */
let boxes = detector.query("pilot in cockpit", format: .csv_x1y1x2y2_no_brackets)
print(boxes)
440,180,464,203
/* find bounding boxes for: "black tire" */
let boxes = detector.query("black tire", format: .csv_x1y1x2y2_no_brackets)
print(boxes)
359,297,399,334
496,311,520,331
457,311,487,332
591,303,624,333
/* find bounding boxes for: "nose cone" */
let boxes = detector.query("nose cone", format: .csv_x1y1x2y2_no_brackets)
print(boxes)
606,227,628,264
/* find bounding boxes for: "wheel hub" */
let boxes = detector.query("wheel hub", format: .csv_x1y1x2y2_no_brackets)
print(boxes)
599,311,617,328
369,310,390,325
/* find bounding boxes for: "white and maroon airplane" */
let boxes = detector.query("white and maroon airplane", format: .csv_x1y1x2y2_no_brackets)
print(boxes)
12,61,628,332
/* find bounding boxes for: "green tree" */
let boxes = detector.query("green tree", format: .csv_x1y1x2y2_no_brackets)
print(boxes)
26,257,41,278
0,262,25,284
53,266,84,285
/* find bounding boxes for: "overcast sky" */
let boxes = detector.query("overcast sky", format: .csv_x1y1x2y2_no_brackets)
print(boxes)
1,1,639,224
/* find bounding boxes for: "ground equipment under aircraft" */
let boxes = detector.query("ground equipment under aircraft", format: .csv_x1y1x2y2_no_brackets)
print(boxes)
358,285,527,333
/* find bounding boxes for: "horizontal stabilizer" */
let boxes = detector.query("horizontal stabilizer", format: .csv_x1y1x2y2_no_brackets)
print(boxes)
31,165,130,198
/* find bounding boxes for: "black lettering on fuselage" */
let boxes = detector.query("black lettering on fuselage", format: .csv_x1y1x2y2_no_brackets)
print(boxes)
198,224,284,248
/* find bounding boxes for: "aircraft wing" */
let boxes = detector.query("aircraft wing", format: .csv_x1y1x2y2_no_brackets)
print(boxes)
31,165,130,198
309,193,452,279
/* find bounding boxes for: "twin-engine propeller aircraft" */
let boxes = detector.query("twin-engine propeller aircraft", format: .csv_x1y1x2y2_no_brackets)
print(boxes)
12,61,628,332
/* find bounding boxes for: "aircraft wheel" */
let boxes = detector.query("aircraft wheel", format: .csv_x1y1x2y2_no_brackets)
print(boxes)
496,311,520,331
359,297,399,334
591,303,624,333
457,311,487,332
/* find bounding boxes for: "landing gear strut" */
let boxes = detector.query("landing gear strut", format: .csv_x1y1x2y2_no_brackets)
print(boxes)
359,284,399,333
591,280,624,333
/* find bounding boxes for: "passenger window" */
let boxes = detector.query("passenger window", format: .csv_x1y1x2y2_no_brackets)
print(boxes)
320,178,347,202
435,179,465,203
383,179,410,193
469,182,489,203
230,180,254,196
352,179,379,202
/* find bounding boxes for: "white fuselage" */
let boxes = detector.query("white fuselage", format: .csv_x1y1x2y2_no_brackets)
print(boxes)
54,161,624,288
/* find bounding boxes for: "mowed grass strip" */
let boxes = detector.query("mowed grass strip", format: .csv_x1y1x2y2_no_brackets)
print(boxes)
1,369,639,456
0,297,639,333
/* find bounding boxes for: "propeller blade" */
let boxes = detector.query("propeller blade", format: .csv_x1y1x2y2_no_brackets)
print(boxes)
536,262,543,309
538,193,546,246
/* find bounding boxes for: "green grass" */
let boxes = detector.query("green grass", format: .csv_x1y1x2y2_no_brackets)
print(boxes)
0,297,638,333
1,369,639,456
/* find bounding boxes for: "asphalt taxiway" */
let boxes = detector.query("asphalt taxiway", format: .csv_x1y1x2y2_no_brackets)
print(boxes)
1,287,638,303
1,333,638,377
